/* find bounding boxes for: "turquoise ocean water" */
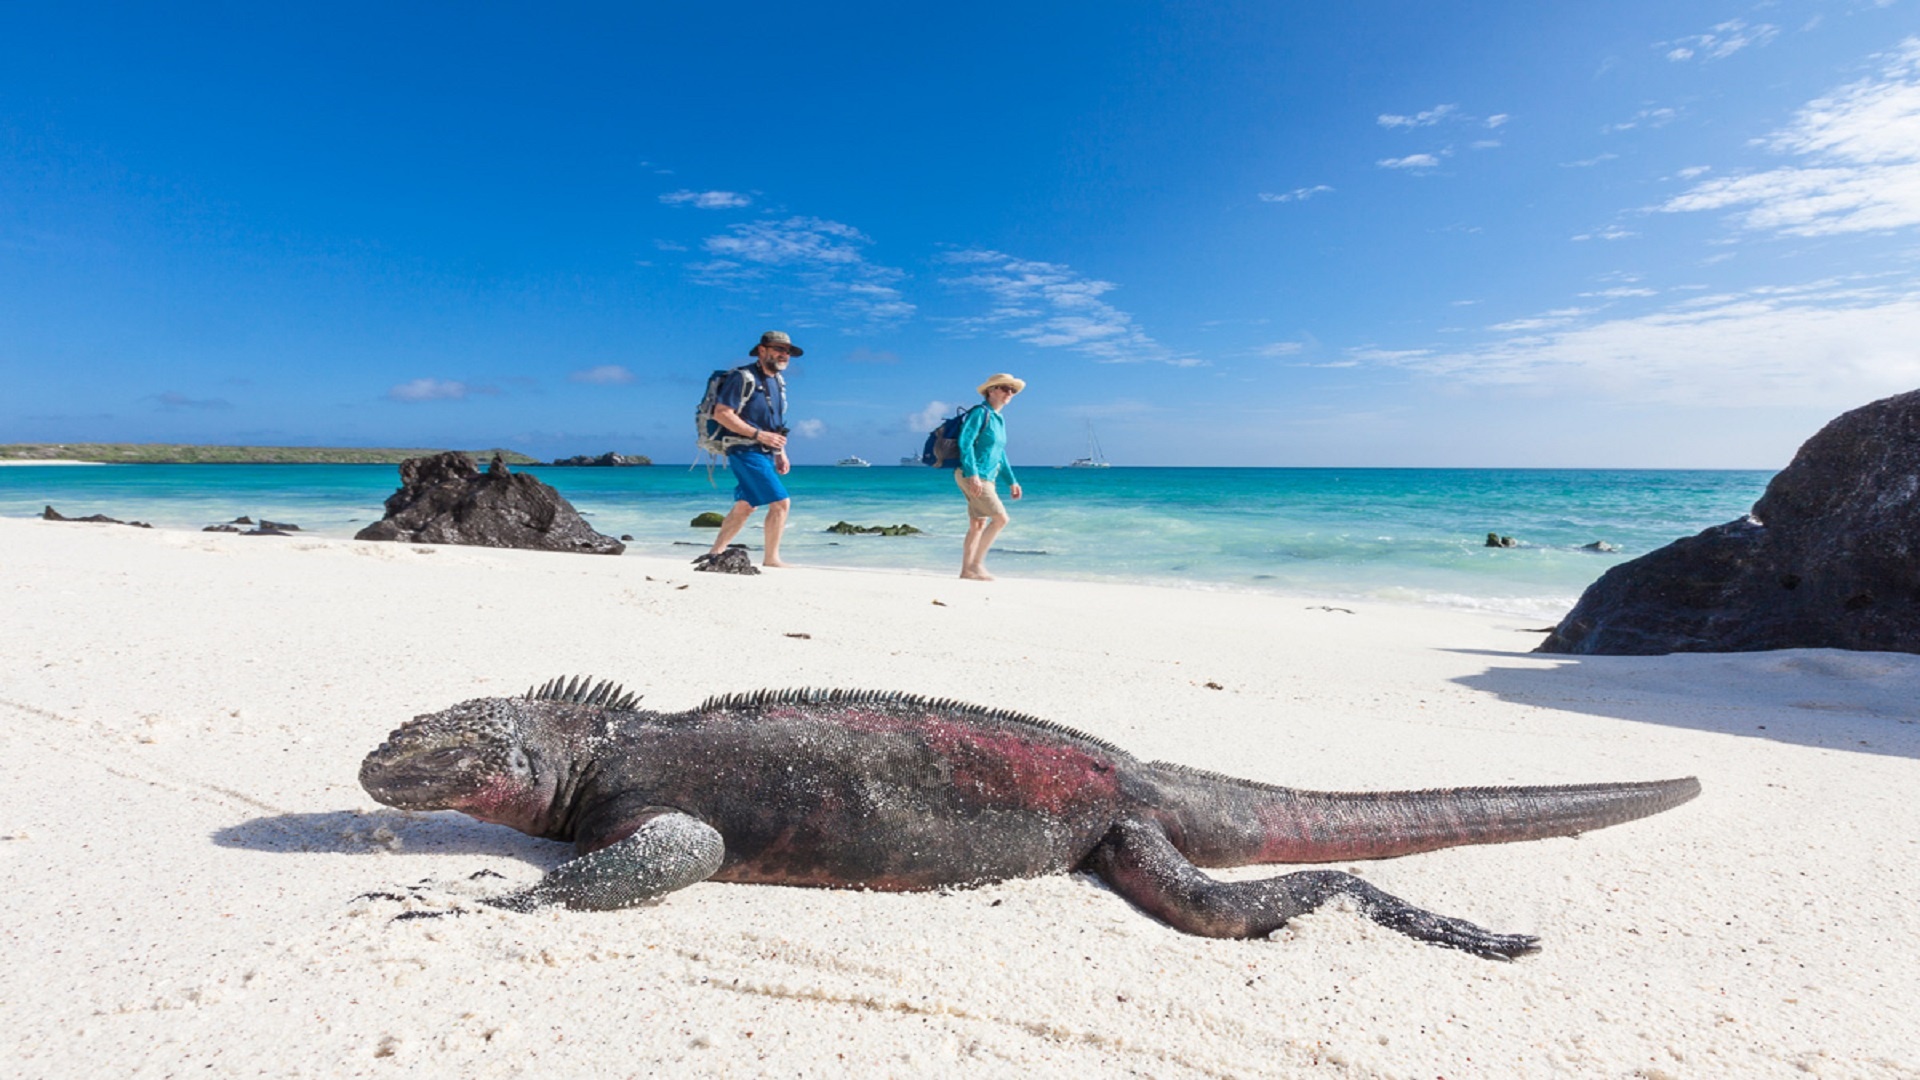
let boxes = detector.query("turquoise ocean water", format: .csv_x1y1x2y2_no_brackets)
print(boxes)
1,463,1773,621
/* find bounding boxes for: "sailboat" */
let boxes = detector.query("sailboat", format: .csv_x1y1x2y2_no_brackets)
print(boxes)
1068,421,1111,468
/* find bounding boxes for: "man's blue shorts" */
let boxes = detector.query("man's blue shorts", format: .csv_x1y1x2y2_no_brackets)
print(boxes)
729,449,789,507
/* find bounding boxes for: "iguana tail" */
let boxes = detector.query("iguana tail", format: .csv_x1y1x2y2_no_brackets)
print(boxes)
1142,763,1701,868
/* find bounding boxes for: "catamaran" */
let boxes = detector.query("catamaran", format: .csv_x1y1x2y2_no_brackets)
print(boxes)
1068,422,1111,468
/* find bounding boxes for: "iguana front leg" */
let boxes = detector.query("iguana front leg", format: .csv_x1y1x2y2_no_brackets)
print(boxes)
1089,819,1540,960
487,810,725,912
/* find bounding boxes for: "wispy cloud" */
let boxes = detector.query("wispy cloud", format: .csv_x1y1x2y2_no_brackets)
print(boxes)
1604,106,1679,133
691,216,914,326
846,347,900,364
660,190,751,209
1486,307,1598,332
939,250,1180,364
150,392,232,411
1258,185,1333,203
386,378,493,403
1661,19,1779,62
1255,341,1305,358
1378,106,1503,167
1357,277,1920,407
1659,38,1920,236
1560,152,1619,168
1378,104,1458,128
569,365,635,385
1571,225,1638,241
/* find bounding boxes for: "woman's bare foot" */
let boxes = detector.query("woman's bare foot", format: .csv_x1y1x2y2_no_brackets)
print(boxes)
763,557,789,568
960,567,995,581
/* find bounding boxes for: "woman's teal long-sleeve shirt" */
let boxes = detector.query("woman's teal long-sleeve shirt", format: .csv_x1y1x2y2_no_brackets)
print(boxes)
958,404,1018,487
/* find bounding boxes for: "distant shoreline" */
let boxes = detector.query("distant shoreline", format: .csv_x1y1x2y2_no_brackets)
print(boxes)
0,443,539,466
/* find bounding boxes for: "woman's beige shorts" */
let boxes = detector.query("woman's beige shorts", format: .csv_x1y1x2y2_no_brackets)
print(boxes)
954,469,1008,520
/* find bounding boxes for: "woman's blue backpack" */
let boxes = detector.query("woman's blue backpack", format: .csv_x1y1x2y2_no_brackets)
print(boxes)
919,405,978,467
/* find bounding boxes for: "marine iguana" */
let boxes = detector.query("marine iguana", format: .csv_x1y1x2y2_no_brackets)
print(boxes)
359,677,1700,960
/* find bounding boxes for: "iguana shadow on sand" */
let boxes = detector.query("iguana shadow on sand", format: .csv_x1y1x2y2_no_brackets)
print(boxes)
360,677,1701,960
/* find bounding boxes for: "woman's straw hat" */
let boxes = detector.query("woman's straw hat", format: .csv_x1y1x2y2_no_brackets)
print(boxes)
976,373,1026,395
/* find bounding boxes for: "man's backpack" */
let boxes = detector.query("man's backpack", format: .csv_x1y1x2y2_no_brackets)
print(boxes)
695,367,760,457
919,405,978,468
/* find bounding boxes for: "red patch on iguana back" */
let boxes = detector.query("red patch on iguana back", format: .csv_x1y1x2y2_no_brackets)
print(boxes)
911,713,1120,814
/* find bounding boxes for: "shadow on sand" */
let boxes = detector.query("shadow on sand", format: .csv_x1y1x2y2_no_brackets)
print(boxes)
1453,646,1920,761
211,808,559,867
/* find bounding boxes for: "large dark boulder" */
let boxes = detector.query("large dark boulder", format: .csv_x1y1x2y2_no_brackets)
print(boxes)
354,452,625,555
1538,390,1920,655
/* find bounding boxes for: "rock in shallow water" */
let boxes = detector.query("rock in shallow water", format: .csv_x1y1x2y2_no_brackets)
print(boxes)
354,452,624,555
1538,389,1920,655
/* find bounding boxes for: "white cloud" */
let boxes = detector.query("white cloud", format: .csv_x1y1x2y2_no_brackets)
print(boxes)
691,216,914,325
1486,114,1510,129
1661,19,1779,62
1378,153,1441,170
569,365,635,385
1361,277,1920,407
1258,185,1333,203
910,400,958,431
1676,165,1712,180
1580,286,1660,298
1659,39,1920,236
791,418,825,438
1256,341,1304,358
660,190,751,209
939,250,1180,363
1470,139,1502,150
1571,225,1638,241
1378,104,1459,128
1561,152,1619,168
387,378,477,402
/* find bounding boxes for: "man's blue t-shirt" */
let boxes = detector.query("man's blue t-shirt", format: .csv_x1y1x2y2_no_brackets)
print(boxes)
717,364,786,454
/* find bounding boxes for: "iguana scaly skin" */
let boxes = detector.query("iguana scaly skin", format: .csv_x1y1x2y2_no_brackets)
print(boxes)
359,677,1701,959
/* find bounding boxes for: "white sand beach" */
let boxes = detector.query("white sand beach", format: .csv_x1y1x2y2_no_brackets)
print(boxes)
3,515,1918,1078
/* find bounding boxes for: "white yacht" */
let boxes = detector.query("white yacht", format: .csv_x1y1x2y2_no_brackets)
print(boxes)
835,456,871,467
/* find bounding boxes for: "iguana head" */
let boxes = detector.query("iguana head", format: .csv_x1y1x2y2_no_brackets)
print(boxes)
360,678,641,838
360,697,557,832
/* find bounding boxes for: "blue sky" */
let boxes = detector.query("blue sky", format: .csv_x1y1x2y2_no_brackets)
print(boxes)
3,2,1917,467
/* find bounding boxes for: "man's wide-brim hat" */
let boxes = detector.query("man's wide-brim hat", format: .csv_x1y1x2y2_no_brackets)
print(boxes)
750,330,803,357
977,373,1026,395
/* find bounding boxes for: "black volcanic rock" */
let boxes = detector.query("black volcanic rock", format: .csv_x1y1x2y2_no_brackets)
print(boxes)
826,520,923,536
43,505,151,528
1538,390,1920,655
692,545,758,575
353,452,625,555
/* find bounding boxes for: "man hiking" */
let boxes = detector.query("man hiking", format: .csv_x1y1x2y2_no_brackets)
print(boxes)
700,330,798,568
